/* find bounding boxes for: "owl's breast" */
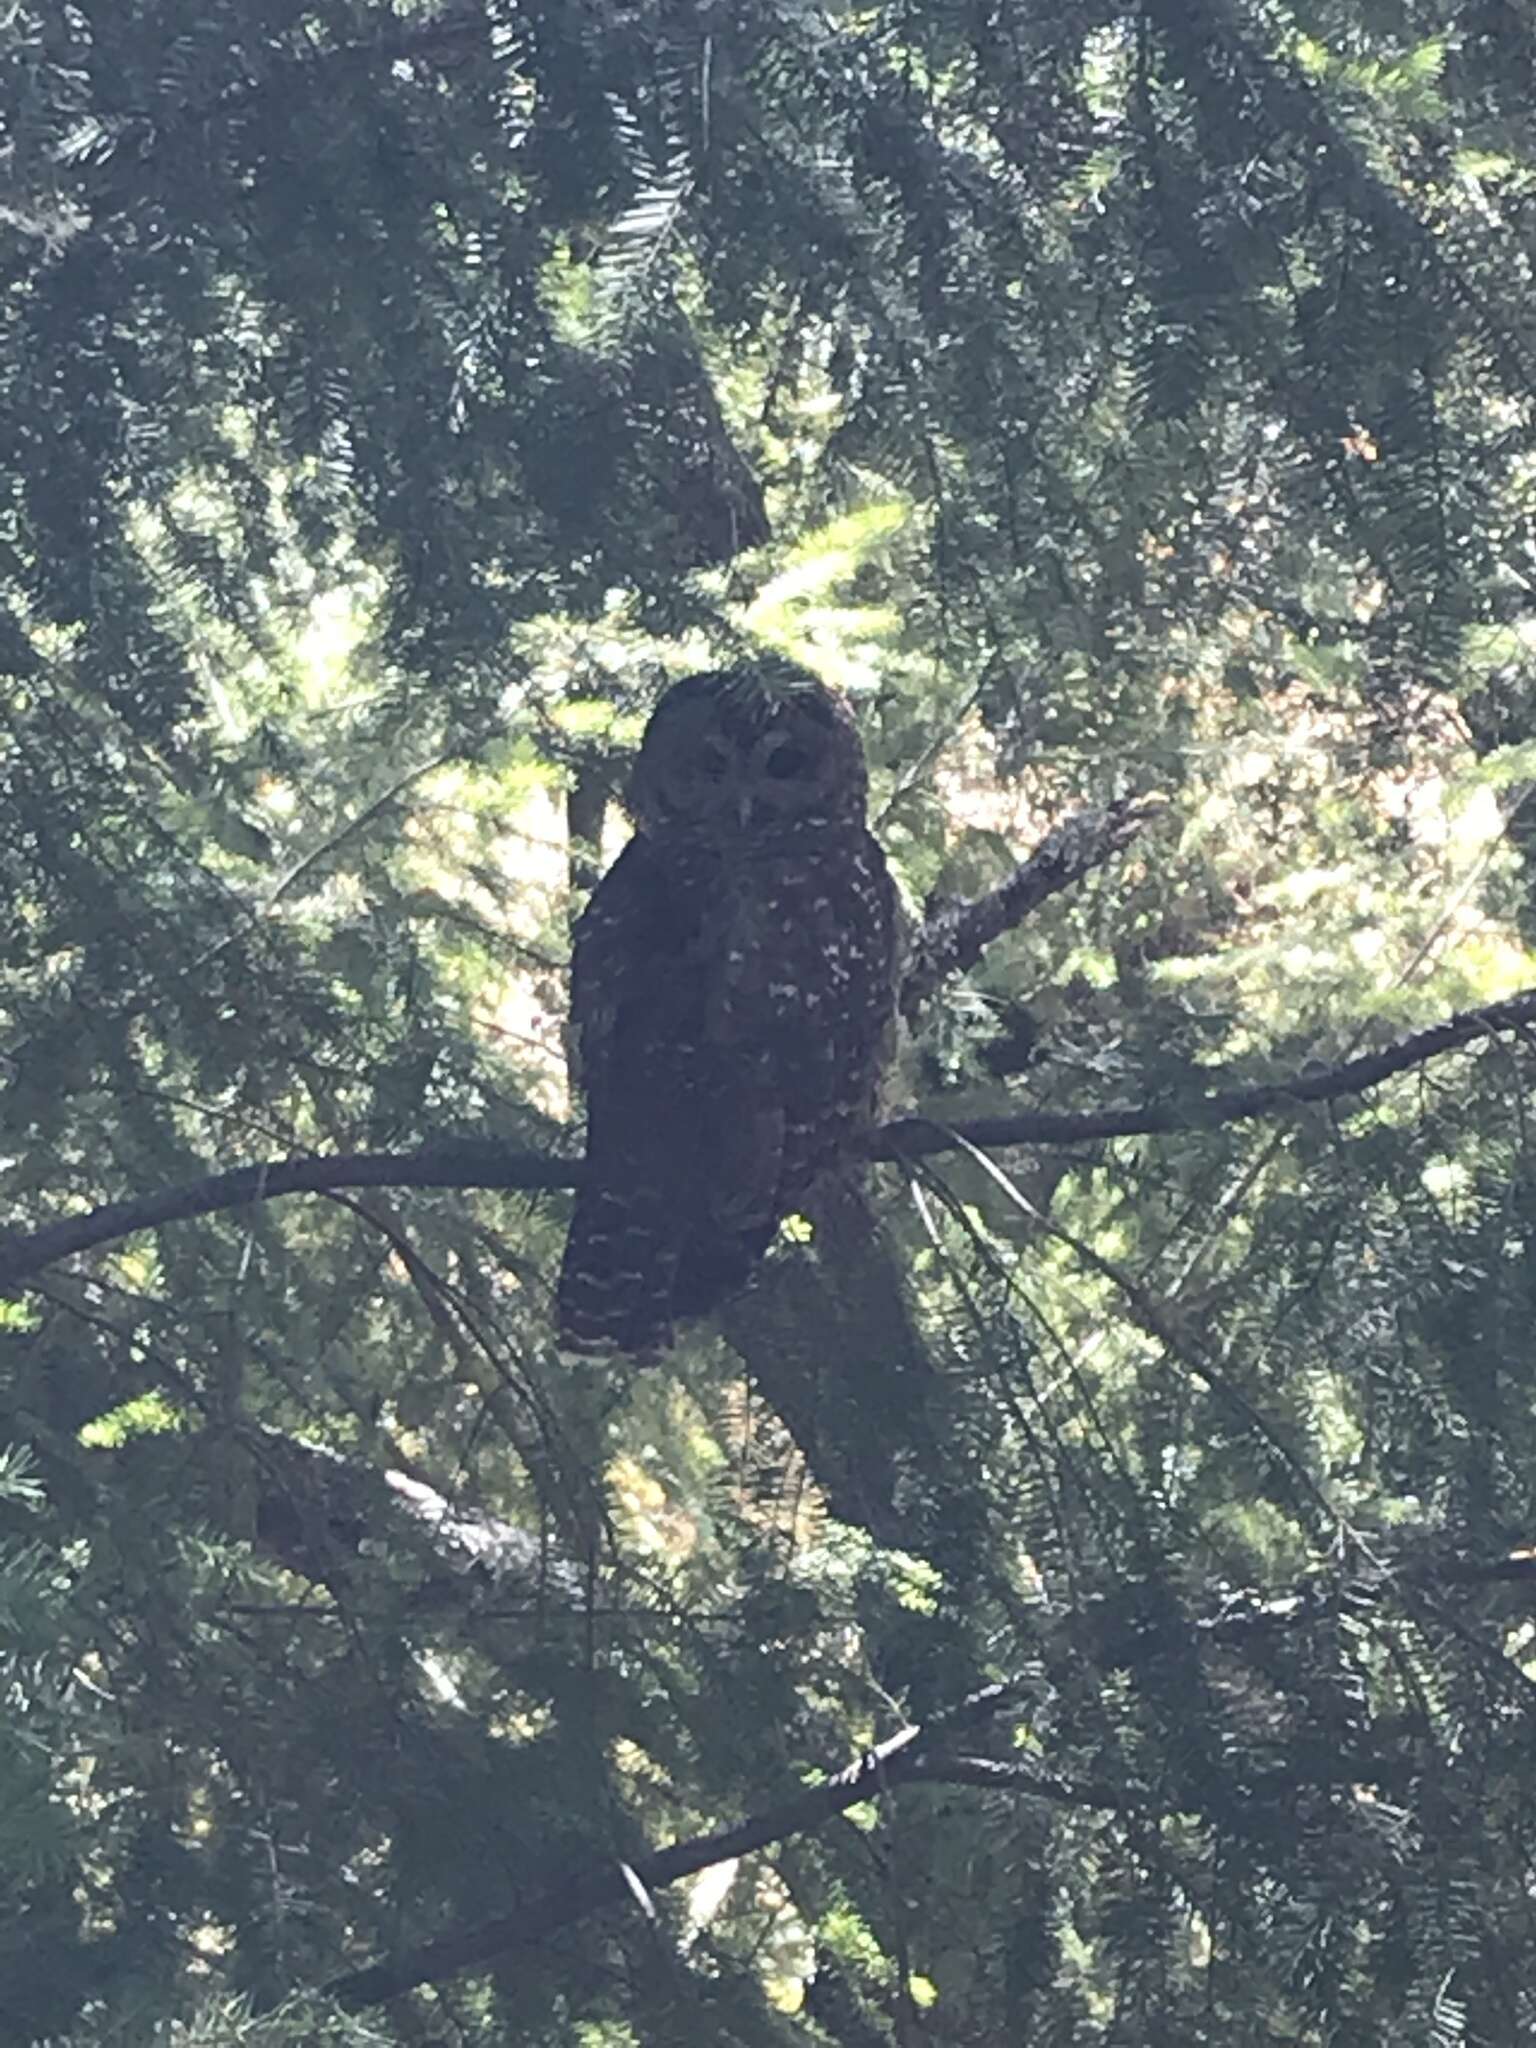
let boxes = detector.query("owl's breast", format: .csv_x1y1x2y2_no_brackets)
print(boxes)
694,836,893,1072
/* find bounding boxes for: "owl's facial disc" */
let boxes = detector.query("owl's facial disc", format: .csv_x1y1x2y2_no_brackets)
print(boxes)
630,664,868,835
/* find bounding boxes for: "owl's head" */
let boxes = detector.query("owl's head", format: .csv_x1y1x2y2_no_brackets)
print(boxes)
629,659,870,839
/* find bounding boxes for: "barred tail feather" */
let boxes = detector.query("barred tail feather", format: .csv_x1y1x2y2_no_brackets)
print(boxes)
556,1187,679,1356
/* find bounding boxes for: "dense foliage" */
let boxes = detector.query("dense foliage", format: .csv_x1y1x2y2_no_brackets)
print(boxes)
5,0,1536,2039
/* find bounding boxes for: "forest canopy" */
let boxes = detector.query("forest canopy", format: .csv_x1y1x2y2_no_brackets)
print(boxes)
5,0,1536,2041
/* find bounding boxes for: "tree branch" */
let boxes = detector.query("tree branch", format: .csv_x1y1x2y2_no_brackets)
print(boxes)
3,989,1533,1293
327,1682,1049,2007
0,798,1151,1287
901,1751,1133,1809
876,987,1536,1159
319,1527,1517,2012
901,795,1162,1016
0,1143,575,1291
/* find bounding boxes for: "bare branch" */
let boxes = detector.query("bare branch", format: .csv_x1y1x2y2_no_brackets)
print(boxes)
902,1751,1133,1809
4,990,1533,1292
328,1682,1031,2007
0,1143,575,1291
901,795,1162,1017
874,987,1536,1160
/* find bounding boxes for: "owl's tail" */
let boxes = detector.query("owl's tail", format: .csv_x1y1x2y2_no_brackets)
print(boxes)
557,1192,772,1356
556,1185,680,1356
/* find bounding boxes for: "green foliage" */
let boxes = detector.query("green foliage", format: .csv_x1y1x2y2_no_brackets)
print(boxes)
4,0,1536,2042
152,1993,393,2047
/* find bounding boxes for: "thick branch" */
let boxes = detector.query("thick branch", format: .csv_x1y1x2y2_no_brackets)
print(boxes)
3,989,1533,1292
328,1683,1034,2007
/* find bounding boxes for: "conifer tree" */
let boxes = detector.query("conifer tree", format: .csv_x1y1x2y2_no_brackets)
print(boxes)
5,2,1536,2040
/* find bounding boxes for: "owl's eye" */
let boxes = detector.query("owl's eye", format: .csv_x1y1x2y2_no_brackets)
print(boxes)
765,745,811,780
699,742,733,780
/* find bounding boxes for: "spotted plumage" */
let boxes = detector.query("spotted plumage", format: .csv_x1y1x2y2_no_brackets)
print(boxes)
557,659,898,1354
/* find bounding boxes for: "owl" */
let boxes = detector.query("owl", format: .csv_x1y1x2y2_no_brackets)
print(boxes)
557,659,899,1354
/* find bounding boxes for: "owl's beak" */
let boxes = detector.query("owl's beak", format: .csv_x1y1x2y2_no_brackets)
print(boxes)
737,791,755,833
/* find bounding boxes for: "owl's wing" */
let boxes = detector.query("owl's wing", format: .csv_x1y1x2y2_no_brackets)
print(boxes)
568,836,640,1098
560,838,715,1352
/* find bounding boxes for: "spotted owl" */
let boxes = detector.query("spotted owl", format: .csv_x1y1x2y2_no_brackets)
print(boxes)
557,659,899,1354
